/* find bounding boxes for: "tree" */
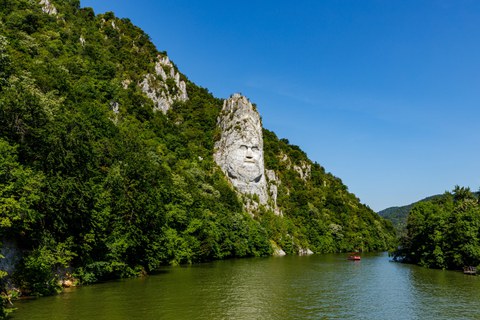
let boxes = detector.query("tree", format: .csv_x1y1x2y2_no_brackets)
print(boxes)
0,139,43,235
395,187,480,270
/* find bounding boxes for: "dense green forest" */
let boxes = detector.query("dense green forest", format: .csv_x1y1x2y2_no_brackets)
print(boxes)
378,195,442,235
393,186,480,270
0,0,395,315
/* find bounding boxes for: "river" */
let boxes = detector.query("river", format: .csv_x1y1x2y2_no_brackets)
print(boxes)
11,252,480,319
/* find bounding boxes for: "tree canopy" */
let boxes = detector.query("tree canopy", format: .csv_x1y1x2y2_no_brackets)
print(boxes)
0,1,395,312
393,186,480,270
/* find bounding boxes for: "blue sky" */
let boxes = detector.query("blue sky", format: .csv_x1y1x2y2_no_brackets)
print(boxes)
81,0,480,211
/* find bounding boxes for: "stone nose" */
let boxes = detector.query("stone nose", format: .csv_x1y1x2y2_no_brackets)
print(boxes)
245,147,253,159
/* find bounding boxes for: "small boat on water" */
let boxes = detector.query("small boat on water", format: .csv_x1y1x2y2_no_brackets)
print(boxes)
347,253,361,261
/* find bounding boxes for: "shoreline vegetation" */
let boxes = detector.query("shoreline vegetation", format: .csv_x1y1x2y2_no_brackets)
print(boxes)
392,186,480,271
0,1,395,316
4,0,478,318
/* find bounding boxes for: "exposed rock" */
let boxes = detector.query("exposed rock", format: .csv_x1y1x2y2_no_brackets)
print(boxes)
79,36,86,47
0,240,22,275
270,240,286,256
265,169,282,216
273,247,286,256
265,169,276,182
298,248,314,255
109,101,120,124
110,101,119,114
61,279,74,288
56,268,77,288
140,55,188,114
294,162,311,181
39,0,57,15
214,94,269,207
121,79,131,89
278,151,310,181
269,183,278,206
279,152,291,169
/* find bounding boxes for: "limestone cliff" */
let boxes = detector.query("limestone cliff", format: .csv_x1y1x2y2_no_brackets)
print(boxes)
214,94,270,209
0,1,394,283
39,0,57,15
140,56,188,113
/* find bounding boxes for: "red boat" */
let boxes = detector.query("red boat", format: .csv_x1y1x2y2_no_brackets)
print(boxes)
347,253,361,261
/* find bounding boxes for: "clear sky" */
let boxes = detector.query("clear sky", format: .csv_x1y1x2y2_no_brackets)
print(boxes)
81,0,480,212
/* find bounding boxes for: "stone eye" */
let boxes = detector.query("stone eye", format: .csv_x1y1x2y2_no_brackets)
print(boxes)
240,145,247,150
251,146,259,152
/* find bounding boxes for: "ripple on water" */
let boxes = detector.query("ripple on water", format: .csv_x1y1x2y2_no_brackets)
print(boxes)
12,253,480,320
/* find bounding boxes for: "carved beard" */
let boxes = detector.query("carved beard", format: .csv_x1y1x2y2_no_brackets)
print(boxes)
227,161,263,183
225,144,263,183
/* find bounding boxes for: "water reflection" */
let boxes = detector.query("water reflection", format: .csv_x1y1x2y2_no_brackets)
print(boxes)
409,266,480,319
12,253,480,320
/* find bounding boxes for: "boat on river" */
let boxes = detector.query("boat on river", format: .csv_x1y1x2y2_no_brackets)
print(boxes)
347,253,361,261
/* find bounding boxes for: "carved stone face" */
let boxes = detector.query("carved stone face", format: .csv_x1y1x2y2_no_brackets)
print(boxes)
226,137,263,183
213,94,269,205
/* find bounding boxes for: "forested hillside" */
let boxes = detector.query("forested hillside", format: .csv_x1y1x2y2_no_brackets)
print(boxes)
0,0,395,311
378,195,441,234
393,186,480,270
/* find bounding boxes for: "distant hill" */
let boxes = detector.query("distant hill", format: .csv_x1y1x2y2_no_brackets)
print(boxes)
378,195,442,232
392,187,480,270
380,191,480,234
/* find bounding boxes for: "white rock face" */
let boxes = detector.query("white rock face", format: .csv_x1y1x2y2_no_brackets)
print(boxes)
270,241,286,256
273,247,286,256
298,248,314,255
79,36,86,47
214,94,269,205
39,0,57,15
265,169,282,216
140,56,188,114
294,162,311,181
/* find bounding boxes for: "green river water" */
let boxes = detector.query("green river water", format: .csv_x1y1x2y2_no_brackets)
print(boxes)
11,252,480,319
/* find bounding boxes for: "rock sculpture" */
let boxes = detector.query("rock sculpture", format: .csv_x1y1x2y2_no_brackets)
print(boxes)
214,94,269,206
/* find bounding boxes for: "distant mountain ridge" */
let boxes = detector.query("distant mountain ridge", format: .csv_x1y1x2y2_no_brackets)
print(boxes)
378,195,442,232
379,192,480,232
392,187,480,270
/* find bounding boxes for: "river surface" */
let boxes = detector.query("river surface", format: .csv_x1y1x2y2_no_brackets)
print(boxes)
11,252,480,319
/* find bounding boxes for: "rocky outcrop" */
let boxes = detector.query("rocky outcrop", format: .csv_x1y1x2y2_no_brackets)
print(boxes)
79,36,86,47
271,241,286,256
265,169,282,216
294,162,311,181
298,248,314,255
140,56,188,114
214,94,269,207
0,240,22,276
39,0,57,15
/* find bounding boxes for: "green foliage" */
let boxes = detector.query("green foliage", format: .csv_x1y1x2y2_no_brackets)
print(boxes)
0,0,395,306
0,251,11,320
262,129,395,254
14,236,76,296
0,139,43,234
378,194,443,235
394,187,480,270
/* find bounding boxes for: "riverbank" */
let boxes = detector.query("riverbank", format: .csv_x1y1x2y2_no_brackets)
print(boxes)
11,253,480,320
